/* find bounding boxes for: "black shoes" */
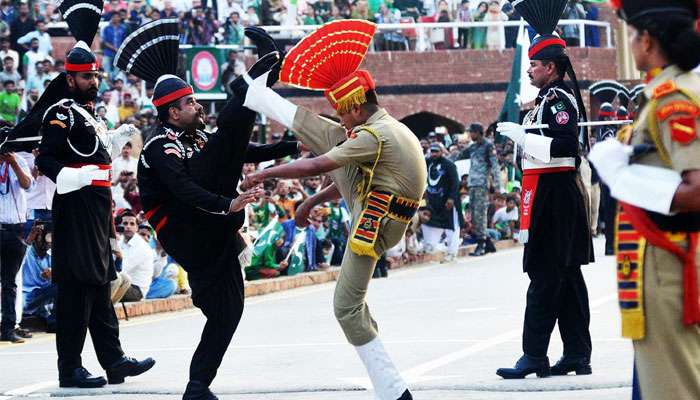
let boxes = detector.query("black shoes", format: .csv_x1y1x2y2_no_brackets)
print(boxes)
0,330,25,343
484,237,497,254
496,354,551,379
550,355,592,376
59,367,107,388
469,240,485,257
106,356,156,384
183,380,218,400
397,389,413,399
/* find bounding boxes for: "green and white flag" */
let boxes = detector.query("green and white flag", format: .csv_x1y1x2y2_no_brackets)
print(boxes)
286,227,307,276
251,217,283,260
499,22,538,123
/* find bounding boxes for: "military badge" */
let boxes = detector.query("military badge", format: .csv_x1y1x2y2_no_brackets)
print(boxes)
555,111,570,125
669,117,697,145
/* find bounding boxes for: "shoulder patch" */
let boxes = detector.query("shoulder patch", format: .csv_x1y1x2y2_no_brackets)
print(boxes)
56,112,67,121
163,147,183,159
653,80,678,100
669,117,697,145
656,100,700,121
49,120,67,129
555,111,570,125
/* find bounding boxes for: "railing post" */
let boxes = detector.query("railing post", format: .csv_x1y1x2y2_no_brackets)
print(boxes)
579,22,586,48
606,24,613,48
417,25,427,52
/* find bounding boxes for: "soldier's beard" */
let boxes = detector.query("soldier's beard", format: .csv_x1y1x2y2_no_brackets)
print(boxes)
71,86,98,104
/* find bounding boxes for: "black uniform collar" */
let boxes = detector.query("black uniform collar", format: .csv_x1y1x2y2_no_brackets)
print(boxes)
161,122,185,138
536,79,571,104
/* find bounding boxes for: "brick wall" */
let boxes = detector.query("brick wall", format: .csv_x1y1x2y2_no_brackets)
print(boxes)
281,47,617,130
52,36,617,130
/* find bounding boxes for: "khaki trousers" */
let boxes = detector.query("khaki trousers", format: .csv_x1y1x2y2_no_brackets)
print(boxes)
293,111,408,346
633,242,700,400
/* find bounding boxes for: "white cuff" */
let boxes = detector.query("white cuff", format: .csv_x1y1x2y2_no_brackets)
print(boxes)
355,337,408,400
522,134,553,163
610,164,682,215
56,167,86,194
243,72,297,129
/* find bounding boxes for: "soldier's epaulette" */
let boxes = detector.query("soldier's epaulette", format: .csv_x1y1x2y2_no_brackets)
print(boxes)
652,80,678,100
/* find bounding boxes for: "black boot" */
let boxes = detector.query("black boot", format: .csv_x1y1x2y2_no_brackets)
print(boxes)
550,355,592,376
244,26,286,87
106,356,156,384
397,389,413,399
469,240,485,256
59,367,107,388
484,237,497,253
496,354,551,379
183,380,218,400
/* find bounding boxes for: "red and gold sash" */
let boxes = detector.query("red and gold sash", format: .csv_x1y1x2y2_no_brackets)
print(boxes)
616,202,700,339
519,166,575,243
615,206,647,339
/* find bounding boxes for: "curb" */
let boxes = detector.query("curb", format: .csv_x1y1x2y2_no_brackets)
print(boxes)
115,240,521,320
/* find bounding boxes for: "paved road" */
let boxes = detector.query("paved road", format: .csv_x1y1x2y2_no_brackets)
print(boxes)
0,238,633,399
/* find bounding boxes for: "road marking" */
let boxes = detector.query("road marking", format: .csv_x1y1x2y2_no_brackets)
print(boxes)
402,292,618,381
456,307,498,313
3,380,57,396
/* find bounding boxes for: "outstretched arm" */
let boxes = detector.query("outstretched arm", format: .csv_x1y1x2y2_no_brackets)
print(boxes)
242,155,340,189
294,183,341,227
245,141,299,163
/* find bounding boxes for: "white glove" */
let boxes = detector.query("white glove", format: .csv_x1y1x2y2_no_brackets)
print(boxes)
56,165,110,194
243,71,297,129
497,122,526,146
587,139,631,186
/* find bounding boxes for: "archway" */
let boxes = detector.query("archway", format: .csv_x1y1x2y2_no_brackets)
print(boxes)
399,112,465,139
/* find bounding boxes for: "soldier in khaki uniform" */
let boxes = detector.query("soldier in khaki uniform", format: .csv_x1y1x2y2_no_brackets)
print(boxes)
589,1,700,398
240,21,424,400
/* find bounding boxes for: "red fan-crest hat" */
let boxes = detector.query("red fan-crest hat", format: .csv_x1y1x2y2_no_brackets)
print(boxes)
279,20,377,113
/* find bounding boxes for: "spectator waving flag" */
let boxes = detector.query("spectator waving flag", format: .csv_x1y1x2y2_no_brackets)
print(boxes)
285,227,307,276
251,217,283,261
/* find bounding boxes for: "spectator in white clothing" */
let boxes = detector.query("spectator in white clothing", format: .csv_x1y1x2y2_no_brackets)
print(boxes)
117,211,154,302
17,19,52,57
0,152,33,343
489,196,519,240
112,142,138,183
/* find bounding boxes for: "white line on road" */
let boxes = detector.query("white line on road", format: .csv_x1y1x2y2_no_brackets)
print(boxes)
455,307,499,313
3,380,57,397
402,292,618,380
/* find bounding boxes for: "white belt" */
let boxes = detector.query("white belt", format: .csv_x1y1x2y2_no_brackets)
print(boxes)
522,156,576,170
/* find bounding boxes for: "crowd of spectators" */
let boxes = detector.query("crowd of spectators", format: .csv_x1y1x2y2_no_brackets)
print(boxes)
1,0,612,342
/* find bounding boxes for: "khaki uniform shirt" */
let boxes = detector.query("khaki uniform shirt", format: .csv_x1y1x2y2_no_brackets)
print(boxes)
626,65,700,173
293,107,427,202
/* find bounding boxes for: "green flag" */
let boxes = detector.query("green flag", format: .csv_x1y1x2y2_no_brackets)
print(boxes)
286,227,307,276
251,218,283,261
500,24,525,123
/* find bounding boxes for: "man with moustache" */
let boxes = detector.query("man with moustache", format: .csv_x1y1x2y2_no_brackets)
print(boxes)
36,43,154,389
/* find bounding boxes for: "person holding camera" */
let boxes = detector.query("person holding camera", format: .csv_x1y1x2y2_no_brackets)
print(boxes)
0,151,32,343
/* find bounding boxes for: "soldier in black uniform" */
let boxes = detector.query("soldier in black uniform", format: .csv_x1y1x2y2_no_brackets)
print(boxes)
597,102,618,253
35,0,154,389
114,23,298,400
495,0,594,379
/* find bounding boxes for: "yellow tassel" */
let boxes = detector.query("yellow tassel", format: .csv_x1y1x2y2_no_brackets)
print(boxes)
621,311,645,340
336,89,367,114
349,239,379,260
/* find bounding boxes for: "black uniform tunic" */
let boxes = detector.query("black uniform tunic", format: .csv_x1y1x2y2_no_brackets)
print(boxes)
518,80,594,359
137,96,298,386
37,99,115,285
36,98,124,375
